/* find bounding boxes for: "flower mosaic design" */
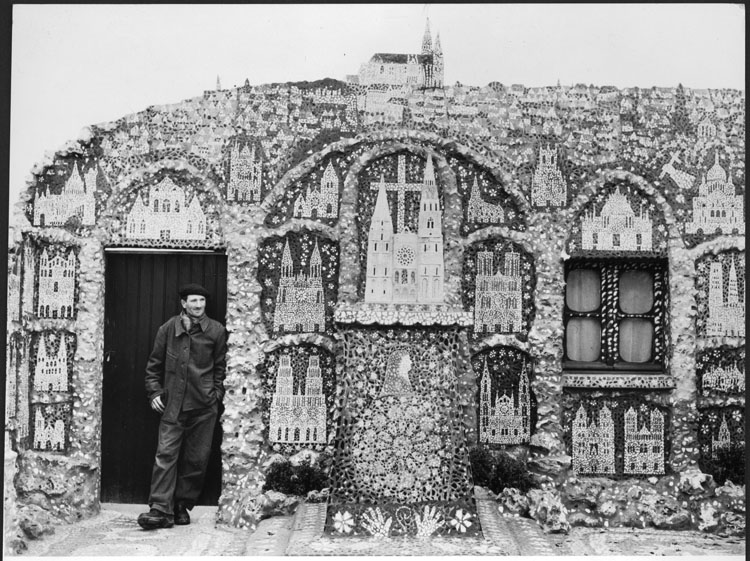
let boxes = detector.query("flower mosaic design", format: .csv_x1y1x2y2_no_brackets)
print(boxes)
332,510,354,534
449,508,473,533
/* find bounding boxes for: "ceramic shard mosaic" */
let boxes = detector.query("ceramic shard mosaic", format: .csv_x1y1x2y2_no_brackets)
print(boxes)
219,136,266,204
30,332,75,396
27,148,108,233
258,231,339,336
697,406,745,478
265,153,348,227
327,328,479,537
567,180,668,257
357,151,446,304
472,346,536,447
564,395,668,476
448,156,525,235
257,344,336,454
21,239,80,321
31,402,72,453
695,250,745,338
110,169,224,249
462,238,535,340
697,346,745,397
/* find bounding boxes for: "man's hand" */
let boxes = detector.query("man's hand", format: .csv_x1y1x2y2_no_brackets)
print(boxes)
151,396,165,413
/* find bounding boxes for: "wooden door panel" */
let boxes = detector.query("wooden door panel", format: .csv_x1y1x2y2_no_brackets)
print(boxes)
101,252,227,504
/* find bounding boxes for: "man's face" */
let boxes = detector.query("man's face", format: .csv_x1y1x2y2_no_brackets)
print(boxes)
181,295,206,318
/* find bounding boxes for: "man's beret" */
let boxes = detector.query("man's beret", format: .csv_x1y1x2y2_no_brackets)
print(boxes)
178,283,210,299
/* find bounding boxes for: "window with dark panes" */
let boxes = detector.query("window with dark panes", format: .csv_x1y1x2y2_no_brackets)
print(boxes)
563,258,668,372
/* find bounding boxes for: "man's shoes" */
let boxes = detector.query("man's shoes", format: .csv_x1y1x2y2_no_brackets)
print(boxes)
137,508,174,530
175,504,191,526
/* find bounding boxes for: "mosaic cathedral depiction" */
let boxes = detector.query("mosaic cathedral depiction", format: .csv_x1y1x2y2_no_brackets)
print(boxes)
4,18,746,547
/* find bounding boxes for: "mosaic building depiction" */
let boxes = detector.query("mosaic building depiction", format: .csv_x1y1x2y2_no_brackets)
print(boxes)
707,256,744,337
273,239,325,332
269,354,327,444
37,248,77,319
530,145,566,208
293,161,339,219
364,155,444,304
571,404,616,475
224,140,263,203
33,163,97,227
580,188,653,251
479,357,530,445
126,177,207,241
474,249,522,333
686,153,744,235
5,13,748,548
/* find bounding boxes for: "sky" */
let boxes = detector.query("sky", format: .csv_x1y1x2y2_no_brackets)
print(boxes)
8,3,745,224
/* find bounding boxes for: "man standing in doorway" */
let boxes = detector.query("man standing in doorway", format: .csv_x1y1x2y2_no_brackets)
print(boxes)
138,283,228,530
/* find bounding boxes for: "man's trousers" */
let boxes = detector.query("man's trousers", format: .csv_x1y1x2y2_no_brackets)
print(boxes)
148,404,218,514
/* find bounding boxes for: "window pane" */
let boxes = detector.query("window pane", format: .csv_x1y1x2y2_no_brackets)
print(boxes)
566,269,601,312
619,270,653,314
619,319,653,362
566,318,601,361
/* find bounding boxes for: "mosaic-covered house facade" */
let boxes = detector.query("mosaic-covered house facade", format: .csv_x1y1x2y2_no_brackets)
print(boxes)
5,21,745,543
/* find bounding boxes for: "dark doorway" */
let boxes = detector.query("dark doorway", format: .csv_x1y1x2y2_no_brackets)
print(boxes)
101,251,228,504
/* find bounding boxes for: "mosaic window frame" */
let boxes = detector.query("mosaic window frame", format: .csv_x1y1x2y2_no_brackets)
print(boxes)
562,257,670,379
472,346,537,448
257,344,336,454
566,179,669,258
694,249,745,339
461,238,536,341
257,231,340,336
563,394,670,477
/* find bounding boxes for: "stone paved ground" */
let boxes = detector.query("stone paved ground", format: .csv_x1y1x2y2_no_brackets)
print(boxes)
12,502,746,556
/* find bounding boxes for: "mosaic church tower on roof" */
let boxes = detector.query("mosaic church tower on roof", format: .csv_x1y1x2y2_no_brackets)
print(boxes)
357,18,444,88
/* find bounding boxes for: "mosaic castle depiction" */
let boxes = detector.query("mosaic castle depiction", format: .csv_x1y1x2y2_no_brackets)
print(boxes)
4,16,746,549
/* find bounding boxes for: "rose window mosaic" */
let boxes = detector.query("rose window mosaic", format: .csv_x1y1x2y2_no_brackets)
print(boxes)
265,153,349,227
257,344,336,454
461,238,535,341
258,231,340,336
108,169,224,249
472,346,537,447
448,156,525,235
695,250,745,338
697,407,745,479
564,395,669,477
27,148,108,233
326,328,480,537
566,179,669,257
356,151,446,304
697,346,745,397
